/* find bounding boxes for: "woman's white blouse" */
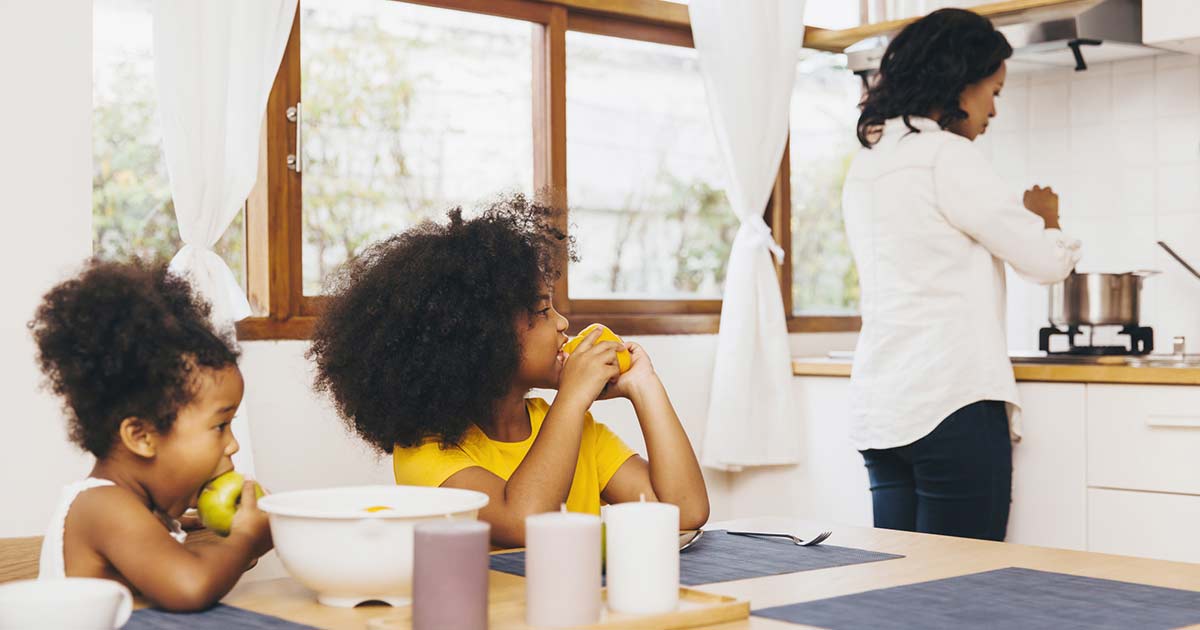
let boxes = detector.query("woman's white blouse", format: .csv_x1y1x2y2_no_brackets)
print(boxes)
841,116,1081,450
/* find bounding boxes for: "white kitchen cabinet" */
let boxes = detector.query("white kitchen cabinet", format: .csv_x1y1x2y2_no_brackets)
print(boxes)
1088,487,1200,563
736,379,1087,545
792,377,873,527
1143,0,1200,55
1008,383,1088,550
1087,384,1200,496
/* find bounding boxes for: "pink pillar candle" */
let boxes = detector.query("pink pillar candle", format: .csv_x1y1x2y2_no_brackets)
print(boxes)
525,509,602,627
412,520,490,630
605,499,679,614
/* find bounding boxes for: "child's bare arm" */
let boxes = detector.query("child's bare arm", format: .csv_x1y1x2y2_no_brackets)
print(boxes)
74,483,271,611
600,343,710,529
442,331,620,547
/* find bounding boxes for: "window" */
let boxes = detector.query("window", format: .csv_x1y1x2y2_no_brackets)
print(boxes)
565,31,734,300
788,51,861,316
299,0,533,294
238,0,863,339
92,0,245,284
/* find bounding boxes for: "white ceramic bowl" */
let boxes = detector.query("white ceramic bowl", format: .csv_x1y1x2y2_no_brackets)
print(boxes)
257,485,489,608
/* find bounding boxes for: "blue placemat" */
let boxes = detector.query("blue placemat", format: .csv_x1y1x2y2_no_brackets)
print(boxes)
490,529,902,586
753,567,1200,630
125,604,316,629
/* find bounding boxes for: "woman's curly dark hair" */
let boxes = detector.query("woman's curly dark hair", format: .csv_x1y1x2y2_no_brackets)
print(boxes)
29,258,240,457
308,193,575,453
857,8,1012,147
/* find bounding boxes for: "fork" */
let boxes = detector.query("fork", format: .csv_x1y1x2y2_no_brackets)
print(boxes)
726,530,832,546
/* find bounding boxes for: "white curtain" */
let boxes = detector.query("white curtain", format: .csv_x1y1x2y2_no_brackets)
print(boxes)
689,0,806,471
153,0,299,474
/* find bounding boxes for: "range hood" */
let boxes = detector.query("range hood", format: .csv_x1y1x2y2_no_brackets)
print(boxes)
847,0,1157,74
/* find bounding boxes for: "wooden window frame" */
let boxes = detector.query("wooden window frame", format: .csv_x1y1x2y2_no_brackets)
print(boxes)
235,0,861,341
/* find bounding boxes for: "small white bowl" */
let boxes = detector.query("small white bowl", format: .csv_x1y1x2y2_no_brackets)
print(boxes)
257,485,489,607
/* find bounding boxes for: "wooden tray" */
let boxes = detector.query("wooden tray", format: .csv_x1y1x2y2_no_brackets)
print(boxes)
362,585,749,630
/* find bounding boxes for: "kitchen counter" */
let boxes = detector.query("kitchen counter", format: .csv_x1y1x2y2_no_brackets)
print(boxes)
792,355,1200,385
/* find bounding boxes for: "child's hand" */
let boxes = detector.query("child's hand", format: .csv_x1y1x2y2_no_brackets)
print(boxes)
229,480,273,556
558,328,622,406
603,342,658,399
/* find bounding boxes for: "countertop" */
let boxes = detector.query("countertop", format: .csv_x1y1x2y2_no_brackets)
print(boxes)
792,354,1200,385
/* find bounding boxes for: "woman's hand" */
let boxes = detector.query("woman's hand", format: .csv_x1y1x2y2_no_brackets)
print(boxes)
558,328,622,407
1023,185,1060,229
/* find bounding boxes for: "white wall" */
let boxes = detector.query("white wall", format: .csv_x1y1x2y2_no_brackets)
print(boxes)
978,55,1200,352
239,331,858,525
0,2,96,537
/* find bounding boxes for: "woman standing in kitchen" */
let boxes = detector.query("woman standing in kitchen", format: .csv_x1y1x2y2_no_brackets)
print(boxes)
841,8,1081,541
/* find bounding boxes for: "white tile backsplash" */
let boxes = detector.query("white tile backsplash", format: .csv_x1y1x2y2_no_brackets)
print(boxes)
1117,167,1157,216
1112,70,1155,122
1030,81,1070,129
1147,214,1200,349
994,58,1200,350
1113,57,1156,76
992,84,1029,133
1069,74,1112,127
1156,163,1200,214
1028,127,1070,171
1154,65,1200,118
1113,121,1157,166
1155,116,1200,163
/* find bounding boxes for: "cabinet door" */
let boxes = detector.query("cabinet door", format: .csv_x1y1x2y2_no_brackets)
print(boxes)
1087,384,1200,495
1089,487,1200,563
1008,383,1088,550
1143,0,1200,54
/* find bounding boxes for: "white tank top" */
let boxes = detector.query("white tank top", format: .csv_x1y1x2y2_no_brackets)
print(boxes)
39,478,187,579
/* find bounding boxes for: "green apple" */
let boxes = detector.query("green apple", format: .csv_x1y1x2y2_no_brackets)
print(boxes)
197,471,264,536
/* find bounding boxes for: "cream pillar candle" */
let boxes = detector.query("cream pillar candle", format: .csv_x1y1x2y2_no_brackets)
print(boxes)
525,507,602,627
605,498,679,614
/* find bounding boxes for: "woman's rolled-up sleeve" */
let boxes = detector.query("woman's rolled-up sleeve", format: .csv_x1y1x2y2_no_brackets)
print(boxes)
933,137,1081,284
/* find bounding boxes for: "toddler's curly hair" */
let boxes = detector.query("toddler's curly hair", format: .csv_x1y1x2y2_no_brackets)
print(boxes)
308,193,573,453
30,258,240,457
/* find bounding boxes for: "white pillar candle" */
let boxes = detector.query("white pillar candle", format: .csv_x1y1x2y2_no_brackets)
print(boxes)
525,508,602,627
604,498,680,614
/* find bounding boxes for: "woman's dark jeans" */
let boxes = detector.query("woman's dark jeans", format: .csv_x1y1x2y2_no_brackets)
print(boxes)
860,400,1012,541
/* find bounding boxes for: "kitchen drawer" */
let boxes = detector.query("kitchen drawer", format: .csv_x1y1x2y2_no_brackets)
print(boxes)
1087,488,1200,563
1086,384,1200,495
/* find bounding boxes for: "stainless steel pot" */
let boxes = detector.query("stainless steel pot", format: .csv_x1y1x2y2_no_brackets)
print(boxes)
1048,270,1158,327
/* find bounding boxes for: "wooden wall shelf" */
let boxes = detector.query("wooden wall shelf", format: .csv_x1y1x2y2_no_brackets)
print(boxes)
803,0,1104,52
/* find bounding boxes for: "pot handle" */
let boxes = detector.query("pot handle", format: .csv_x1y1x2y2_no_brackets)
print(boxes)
1158,241,1200,282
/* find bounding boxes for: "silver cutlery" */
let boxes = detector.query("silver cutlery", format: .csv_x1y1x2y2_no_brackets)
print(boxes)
726,530,832,547
679,529,705,552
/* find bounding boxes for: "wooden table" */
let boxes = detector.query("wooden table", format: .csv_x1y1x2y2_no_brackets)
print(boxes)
5,516,1200,629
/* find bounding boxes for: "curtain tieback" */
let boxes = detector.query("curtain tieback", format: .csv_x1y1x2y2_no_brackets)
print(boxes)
738,219,784,264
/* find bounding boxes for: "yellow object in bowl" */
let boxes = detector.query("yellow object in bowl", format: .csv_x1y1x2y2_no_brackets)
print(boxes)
363,505,394,513
562,323,631,373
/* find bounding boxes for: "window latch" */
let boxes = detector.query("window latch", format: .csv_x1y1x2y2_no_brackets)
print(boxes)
286,103,302,173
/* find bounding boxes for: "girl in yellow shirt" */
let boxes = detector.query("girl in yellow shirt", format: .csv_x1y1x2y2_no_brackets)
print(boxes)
308,194,710,547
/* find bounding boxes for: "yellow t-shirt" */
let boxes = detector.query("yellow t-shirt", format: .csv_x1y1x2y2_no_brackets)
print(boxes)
393,397,637,515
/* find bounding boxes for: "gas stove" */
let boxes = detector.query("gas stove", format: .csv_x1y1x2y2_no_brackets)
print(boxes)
1038,324,1154,356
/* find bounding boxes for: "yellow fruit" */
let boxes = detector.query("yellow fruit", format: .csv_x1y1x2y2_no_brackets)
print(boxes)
562,323,632,374
197,471,264,537
363,505,394,513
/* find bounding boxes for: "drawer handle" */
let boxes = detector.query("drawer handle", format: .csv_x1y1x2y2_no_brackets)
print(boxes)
1147,415,1200,429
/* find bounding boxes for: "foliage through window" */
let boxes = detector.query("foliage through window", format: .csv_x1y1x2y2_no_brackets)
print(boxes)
789,51,861,316
299,0,533,294
92,0,245,284
565,31,734,300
